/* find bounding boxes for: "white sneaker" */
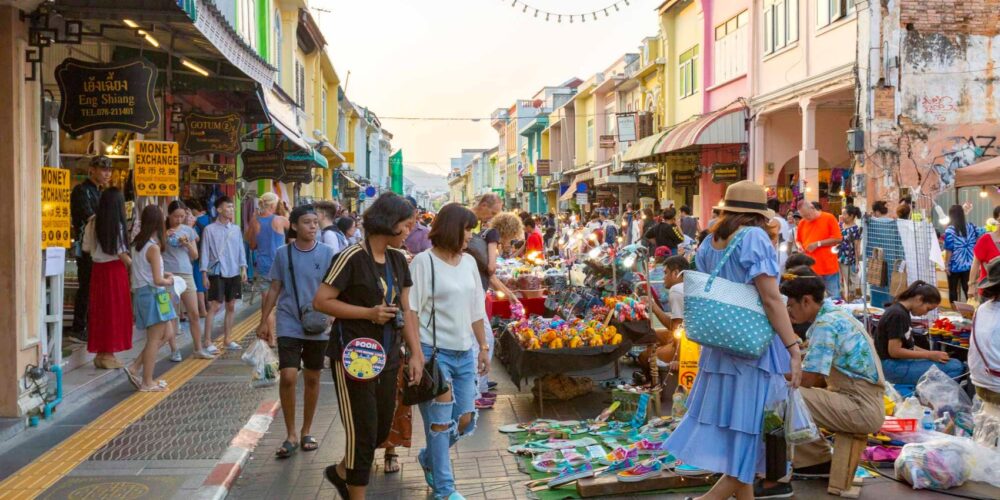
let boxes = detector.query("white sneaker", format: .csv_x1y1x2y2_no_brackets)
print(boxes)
169,351,182,362
194,350,215,360
225,341,242,351
205,344,220,355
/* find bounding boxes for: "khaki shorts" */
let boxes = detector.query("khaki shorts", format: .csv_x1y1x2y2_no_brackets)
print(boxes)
175,273,197,298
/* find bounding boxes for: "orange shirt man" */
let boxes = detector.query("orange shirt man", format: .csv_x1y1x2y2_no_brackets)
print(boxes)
796,199,844,297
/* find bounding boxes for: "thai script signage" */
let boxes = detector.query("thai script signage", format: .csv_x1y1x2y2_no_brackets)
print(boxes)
55,58,159,135
188,163,236,185
241,148,286,181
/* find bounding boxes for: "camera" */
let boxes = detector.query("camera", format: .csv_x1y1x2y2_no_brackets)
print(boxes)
392,308,405,331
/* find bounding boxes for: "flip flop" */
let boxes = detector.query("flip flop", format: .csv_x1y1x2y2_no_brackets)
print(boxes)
275,440,299,458
139,384,167,392
301,435,319,452
121,368,140,389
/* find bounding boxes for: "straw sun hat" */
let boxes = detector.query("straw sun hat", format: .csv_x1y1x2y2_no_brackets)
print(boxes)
720,180,775,219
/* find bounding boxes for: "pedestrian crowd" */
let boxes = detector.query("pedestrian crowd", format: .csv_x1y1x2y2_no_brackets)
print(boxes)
68,157,1000,500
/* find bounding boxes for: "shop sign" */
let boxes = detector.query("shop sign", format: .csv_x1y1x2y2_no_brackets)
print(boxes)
671,170,698,187
599,135,616,148
41,167,71,249
240,148,285,181
281,159,314,184
181,113,243,155
130,140,179,196
522,175,535,191
535,159,551,176
342,182,359,197
616,113,637,142
677,329,700,391
188,163,235,185
55,58,159,136
711,163,742,184
576,192,588,205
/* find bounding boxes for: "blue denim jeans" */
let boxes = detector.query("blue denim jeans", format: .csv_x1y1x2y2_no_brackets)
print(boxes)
822,271,842,300
881,358,965,385
417,344,478,499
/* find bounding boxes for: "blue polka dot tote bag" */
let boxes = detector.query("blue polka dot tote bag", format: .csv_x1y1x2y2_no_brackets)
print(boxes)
683,228,775,359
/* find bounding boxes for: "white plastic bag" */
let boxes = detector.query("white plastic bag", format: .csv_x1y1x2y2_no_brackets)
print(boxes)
895,396,929,420
784,389,820,445
895,439,971,489
972,397,1000,449
242,339,278,388
916,365,972,417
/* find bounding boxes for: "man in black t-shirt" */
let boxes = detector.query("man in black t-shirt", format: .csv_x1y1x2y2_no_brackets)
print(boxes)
644,207,685,254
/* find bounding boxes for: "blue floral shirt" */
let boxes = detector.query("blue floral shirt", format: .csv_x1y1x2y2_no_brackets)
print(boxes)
943,223,983,272
803,300,881,384
837,224,862,267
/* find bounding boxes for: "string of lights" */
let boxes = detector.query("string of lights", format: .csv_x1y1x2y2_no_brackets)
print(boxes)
501,0,634,23
379,111,640,122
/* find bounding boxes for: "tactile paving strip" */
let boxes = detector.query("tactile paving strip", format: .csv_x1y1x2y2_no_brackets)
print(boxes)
89,380,270,461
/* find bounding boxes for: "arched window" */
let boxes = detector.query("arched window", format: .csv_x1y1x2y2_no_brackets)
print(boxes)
273,10,282,85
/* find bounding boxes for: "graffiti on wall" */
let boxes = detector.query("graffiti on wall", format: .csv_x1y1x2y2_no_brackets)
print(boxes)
931,135,999,187
920,95,960,123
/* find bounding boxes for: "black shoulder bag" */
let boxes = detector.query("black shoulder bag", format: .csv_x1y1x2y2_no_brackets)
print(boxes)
402,253,449,405
287,245,331,335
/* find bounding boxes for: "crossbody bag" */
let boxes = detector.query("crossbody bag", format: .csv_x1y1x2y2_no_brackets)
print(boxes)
287,245,331,336
402,253,449,405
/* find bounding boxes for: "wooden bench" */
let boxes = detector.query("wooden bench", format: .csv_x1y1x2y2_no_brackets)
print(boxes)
827,433,867,498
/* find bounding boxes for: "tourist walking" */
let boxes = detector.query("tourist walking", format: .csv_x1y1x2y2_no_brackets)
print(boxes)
644,207,685,255
247,191,289,284
664,180,802,500
316,201,349,254
404,212,432,255
81,187,132,369
257,205,336,458
201,196,248,352
795,200,844,299
943,204,982,305
69,155,113,344
679,205,699,239
125,205,177,392
163,200,211,360
970,258,1000,418
188,199,211,319
408,203,490,500
838,205,863,300
313,193,423,499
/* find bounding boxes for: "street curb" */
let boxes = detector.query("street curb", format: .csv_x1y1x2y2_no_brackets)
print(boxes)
194,399,280,500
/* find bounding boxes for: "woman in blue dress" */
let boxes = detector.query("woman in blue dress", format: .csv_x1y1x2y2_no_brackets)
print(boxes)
666,181,802,500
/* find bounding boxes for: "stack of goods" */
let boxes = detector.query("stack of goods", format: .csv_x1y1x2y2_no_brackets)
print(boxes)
592,296,649,322
930,316,971,348
501,401,713,492
512,316,623,350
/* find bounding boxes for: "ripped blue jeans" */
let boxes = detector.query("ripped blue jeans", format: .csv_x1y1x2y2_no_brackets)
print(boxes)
417,344,478,498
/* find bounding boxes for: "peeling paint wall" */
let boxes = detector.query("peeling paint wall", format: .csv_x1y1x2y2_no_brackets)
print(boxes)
860,0,1000,205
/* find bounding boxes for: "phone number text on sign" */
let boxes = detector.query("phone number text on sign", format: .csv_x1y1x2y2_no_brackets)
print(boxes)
41,167,72,249
130,140,179,196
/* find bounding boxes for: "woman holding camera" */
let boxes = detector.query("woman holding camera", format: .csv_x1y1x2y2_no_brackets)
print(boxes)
313,193,424,499
408,203,490,500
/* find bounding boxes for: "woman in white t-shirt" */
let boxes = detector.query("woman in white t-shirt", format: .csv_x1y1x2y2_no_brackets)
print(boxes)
971,258,1000,411
407,203,490,500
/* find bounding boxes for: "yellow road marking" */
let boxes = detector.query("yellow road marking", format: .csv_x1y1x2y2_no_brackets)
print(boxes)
0,311,261,498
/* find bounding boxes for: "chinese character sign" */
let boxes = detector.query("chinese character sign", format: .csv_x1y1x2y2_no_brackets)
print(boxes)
41,167,71,249
131,140,179,196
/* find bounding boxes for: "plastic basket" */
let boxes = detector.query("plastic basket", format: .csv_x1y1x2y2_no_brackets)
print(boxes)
880,417,917,433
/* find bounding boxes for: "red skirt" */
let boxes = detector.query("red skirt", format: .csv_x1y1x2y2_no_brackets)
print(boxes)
87,260,134,353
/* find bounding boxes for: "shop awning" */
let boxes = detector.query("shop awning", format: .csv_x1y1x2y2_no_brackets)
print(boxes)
622,130,669,162
259,87,310,151
654,102,748,155
955,156,1000,188
318,143,347,167
559,181,578,201
285,149,329,169
574,169,595,183
339,171,364,189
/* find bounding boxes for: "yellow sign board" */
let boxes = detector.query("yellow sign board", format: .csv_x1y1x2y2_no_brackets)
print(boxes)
341,151,354,164
130,140,179,196
41,167,72,249
677,328,701,391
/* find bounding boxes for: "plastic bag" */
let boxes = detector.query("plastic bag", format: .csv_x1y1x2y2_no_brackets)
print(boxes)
885,382,904,415
242,339,278,388
972,397,1000,448
895,439,971,489
916,365,972,417
895,396,929,420
784,389,820,445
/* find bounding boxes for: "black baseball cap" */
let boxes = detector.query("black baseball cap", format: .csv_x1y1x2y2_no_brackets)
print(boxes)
289,204,317,224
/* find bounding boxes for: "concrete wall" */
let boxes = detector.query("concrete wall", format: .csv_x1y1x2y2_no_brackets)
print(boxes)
663,0,705,125
704,0,751,112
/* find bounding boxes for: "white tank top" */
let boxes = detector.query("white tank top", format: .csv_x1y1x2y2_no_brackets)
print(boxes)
131,240,160,290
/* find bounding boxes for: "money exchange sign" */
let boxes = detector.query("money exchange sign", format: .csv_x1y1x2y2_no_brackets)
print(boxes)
41,167,71,249
130,140,179,196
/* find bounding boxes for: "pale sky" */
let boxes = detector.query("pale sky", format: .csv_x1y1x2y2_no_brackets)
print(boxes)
315,0,660,190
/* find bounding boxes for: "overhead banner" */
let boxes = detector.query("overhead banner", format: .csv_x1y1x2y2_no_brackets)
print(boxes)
41,167,71,249
389,150,404,195
130,140,179,196
182,113,243,155
188,163,236,185
241,148,285,181
55,58,159,135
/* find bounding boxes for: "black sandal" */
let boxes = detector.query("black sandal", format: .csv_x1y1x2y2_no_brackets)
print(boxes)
325,465,351,499
275,440,298,458
384,453,400,473
301,435,319,452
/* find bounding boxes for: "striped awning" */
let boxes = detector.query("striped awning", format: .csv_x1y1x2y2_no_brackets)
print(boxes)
654,102,748,154
621,130,669,162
